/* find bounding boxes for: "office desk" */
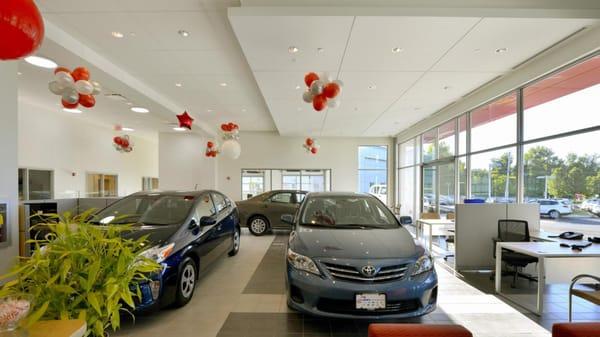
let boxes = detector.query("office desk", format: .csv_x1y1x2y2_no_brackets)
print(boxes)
495,241,600,315
416,219,454,253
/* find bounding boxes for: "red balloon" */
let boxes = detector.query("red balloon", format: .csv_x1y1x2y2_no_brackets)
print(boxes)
113,137,121,145
304,72,319,87
207,141,214,148
71,67,90,81
79,94,95,108
323,82,340,99
121,139,130,148
54,67,71,75
0,0,44,60
306,138,314,146
312,94,327,111
311,147,318,154
220,124,228,131
61,99,78,109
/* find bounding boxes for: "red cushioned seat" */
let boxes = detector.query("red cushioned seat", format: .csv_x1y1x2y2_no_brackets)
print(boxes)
552,323,600,337
368,323,473,337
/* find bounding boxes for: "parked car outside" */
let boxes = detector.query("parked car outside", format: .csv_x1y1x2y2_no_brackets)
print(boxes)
581,199,600,211
532,199,572,219
283,192,437,319
236,190,307,235
368,184,387,205
591,203,600,216
94,190,240,310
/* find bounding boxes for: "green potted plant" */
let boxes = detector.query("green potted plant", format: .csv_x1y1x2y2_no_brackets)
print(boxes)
0,210,160,337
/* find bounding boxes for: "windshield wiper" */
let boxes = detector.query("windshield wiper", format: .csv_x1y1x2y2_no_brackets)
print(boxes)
334,224,372,229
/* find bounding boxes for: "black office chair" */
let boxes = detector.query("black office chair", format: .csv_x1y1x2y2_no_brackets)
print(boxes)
492,219,538,288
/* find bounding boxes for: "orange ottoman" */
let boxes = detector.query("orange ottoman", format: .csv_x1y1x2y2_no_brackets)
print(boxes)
552,323,600,337
368,324,473,337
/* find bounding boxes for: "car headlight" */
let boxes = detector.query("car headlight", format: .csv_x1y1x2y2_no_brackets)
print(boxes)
141,243,175,263
287,248,321,276
411,255,433,276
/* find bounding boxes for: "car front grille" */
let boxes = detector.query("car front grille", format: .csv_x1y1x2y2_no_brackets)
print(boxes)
317,298,420,316
322,262,410,283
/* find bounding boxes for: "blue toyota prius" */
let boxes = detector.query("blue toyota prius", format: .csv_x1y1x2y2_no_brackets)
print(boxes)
283,192,437,319
94,190,240,310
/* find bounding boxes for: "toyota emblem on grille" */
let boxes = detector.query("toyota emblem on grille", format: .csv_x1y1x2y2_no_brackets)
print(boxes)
361,265,377,277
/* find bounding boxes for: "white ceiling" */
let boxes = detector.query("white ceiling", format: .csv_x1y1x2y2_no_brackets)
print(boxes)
17,1,599,139
230,11,598,136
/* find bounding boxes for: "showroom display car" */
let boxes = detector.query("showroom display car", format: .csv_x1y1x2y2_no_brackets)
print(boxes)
93,190,240,310
283,192,437,319
236,189,307,235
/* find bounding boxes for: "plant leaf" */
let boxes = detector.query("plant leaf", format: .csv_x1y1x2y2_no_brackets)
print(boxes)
87,292,102,315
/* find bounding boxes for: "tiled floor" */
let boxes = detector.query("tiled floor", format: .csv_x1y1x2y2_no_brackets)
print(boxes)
113,230,589,337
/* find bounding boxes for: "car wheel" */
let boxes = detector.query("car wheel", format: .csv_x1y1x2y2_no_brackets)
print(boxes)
228,227,241,256
549,210,560,219
174,257,197,307
248,216,269,236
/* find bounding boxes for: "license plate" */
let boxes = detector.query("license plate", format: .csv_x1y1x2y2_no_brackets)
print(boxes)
355,293,386,310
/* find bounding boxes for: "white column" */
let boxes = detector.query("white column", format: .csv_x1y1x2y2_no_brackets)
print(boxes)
0,61,19,274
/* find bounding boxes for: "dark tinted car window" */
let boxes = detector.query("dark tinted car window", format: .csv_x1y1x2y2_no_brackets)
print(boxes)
96,195,195,225
300,195,398,229
270,192,293,203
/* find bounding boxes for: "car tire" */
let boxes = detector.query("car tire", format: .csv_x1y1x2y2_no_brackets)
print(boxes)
549,210,560,219
228,227,241,256
174,257,197,307
248,216,269,236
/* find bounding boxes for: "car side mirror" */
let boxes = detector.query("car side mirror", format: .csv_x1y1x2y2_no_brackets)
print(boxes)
281,214,294,225
199,216,216,227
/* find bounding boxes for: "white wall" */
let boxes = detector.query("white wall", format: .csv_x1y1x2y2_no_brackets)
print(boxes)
158,133,217,191
18,101,158,198
216,131,395,202
0,62,19,275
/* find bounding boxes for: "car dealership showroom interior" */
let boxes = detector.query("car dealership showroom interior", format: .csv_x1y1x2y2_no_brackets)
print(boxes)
2,1,600,337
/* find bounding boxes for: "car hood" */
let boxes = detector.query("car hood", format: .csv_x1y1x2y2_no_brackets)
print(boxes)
290,226,418,259
121,224,179,247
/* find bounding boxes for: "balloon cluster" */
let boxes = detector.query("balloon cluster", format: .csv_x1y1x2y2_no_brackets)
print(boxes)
205,141,219,158
113,135,133,153
302,72,343,111
303,137,320,155
0,0,44,60
220,122,241,160
49,66,101,109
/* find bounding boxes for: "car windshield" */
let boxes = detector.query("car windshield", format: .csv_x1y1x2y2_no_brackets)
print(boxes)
300,195,399,229
95,195,196,225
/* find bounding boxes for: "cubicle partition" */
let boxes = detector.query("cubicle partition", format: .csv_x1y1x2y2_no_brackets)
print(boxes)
455,203,539,271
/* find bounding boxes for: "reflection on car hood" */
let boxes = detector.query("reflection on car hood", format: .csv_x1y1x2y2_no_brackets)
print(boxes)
291,227,418,259
121,224,179,247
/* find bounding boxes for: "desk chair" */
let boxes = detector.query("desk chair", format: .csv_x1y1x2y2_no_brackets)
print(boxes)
493,219,538,288
443,212,455,261
569,274,600,322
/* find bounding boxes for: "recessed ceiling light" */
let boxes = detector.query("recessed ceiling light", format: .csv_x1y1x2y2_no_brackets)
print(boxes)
24,56,57,69
17,72,22,76
392,47,403,53
173,127,186,131
111,31,124,38
295,85,301,90
368,84,377,90
207,109,213,112
131,106,149,113
495,47,508,53
122,127,135,132
178,30,190,37
317,48,324,53
126,102,133,106
288,46,299,54
219,82,228,87
63,108,82,114
175,83,183,87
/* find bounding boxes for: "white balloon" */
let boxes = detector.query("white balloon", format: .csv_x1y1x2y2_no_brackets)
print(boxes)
91,81,102,95
310,80,324,96
62,88,79,104
55,71,74,86
48,81,67,95
302,90,313,103
221,139,241,159
321,72,333,83
313,143,321,149
75,80,94,95
327,98,340,108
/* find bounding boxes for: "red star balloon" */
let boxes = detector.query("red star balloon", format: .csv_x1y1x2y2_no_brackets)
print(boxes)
0,0,45,60
177,111,194,130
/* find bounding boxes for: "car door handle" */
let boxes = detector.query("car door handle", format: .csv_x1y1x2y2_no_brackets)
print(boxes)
217,224,223,231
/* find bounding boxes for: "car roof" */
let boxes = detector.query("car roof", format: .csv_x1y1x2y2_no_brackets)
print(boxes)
306,191,372,198
265,189,308,194
128,190,222,197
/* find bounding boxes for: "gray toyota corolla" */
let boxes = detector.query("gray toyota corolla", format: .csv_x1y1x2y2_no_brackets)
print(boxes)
283,192,437,319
